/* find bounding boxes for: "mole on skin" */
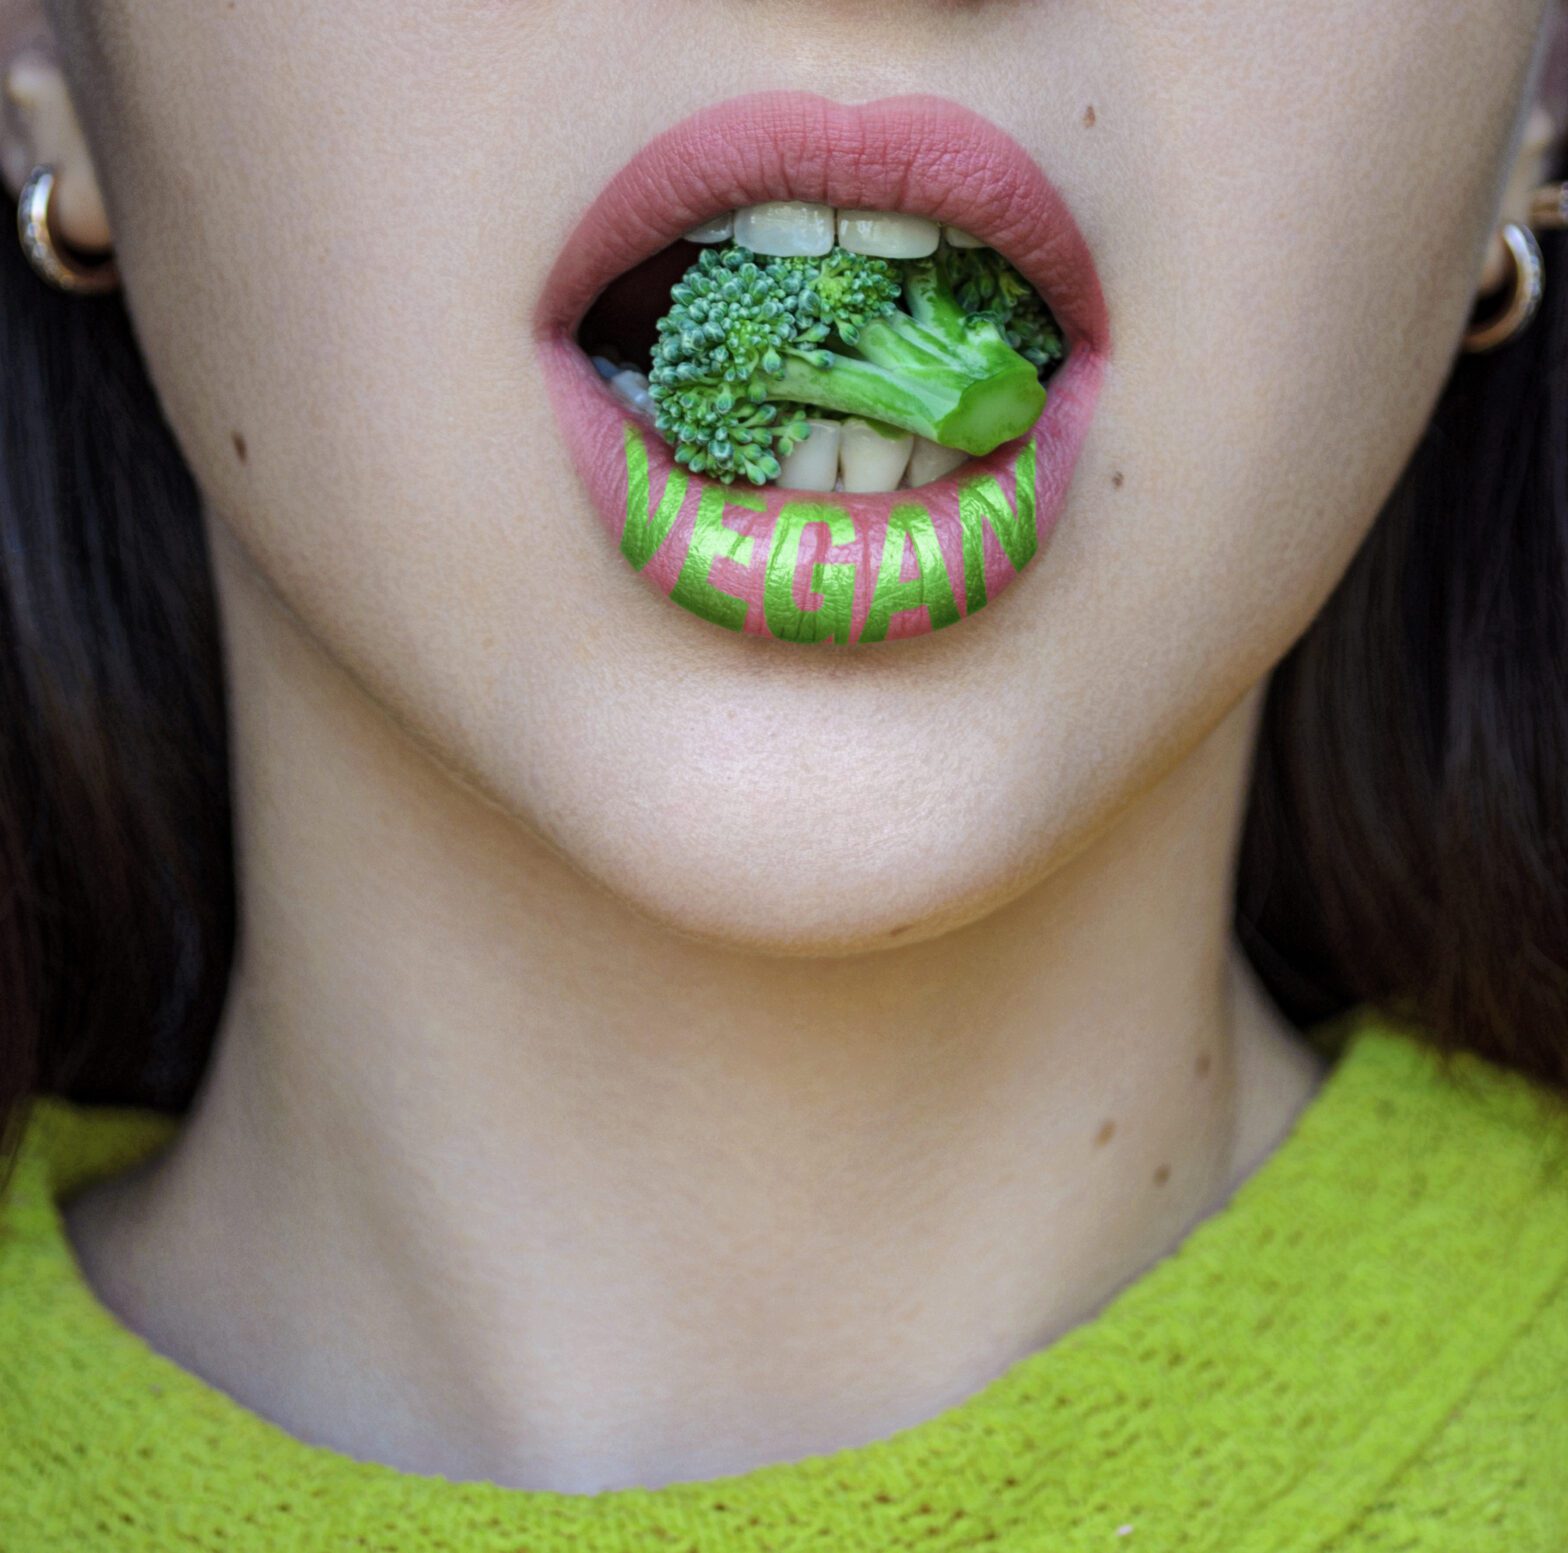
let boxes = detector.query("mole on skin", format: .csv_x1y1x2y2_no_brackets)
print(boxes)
1153,1164,1171,1185
1083,105,1097,128
1112,470,1124,488
1196,1051,1212,1077
231,431,247,464
1094,1119,1116,1147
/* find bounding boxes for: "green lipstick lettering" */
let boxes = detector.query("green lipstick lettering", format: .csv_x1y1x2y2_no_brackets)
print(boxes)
957,441,1038,614
764,503,857,644
669,483,767,631
622,424,1042,642
621,423,688,572
861,502,961,645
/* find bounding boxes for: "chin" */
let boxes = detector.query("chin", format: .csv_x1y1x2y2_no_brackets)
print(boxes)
592,845,1029,958
524,738,1063,959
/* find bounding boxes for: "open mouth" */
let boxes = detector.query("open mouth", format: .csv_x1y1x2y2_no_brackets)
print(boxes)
534,92,1109,645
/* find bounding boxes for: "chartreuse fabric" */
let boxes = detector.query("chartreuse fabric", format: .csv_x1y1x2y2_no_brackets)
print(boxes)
2,1004,1567,1550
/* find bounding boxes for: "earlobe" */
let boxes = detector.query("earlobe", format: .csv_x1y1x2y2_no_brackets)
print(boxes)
1476,103,1563,299
1,43,111,252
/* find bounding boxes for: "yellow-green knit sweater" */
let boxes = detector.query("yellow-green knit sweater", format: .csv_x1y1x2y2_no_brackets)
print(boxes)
1,1005,1566,1551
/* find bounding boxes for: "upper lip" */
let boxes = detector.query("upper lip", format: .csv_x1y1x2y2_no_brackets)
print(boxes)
534,90,1109,365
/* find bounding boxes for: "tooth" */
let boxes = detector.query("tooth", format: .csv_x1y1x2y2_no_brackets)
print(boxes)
683,213,734,244
837,210,940,260
943,226,986,249
610,369,653,414
777,418,842,492
732,201,835,258
838,417,914,493
590,355,620,381
905,437,969,487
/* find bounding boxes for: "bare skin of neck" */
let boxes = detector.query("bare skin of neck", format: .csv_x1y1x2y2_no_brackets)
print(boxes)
63,519,1329,1496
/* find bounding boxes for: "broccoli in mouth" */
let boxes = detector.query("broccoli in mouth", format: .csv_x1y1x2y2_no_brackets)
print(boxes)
646,242,1066,487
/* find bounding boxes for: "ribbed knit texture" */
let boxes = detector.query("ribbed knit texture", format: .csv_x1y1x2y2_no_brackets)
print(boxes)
2,1005,1566,1550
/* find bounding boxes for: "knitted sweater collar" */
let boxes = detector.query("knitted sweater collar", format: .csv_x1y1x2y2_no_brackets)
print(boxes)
3,1006,1564,1550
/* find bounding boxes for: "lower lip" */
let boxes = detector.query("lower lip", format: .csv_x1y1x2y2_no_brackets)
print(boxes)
540,334,1106,644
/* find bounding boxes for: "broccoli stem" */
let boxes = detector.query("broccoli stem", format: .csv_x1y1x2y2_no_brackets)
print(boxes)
759,256,1046,457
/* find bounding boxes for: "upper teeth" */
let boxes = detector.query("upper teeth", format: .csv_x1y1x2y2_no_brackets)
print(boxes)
681,212,734,244
836,210,941,260
686,204,985,258
732,202,836,258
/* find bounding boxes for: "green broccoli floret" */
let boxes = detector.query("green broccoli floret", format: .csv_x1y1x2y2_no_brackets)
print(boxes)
647,244,1049,485
941,247,1067,375
766,248,904,344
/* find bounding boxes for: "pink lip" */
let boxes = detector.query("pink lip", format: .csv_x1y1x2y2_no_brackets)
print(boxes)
535,91,1109,645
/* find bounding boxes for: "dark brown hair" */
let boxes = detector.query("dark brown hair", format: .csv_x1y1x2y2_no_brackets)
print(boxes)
0,230,234,1185
3,153,1568,1186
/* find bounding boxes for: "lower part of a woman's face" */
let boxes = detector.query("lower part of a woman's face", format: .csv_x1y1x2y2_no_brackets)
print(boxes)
64,1,1549,950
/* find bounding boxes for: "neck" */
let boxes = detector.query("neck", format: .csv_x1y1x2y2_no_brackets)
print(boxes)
65,518,1327,1495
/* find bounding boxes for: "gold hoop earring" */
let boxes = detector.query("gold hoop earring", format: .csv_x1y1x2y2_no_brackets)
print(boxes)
15,163,120,296
1462,221,1545,354
1459,177,1568,354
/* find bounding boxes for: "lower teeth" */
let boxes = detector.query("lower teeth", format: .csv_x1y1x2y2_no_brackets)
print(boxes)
600,366,949,493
